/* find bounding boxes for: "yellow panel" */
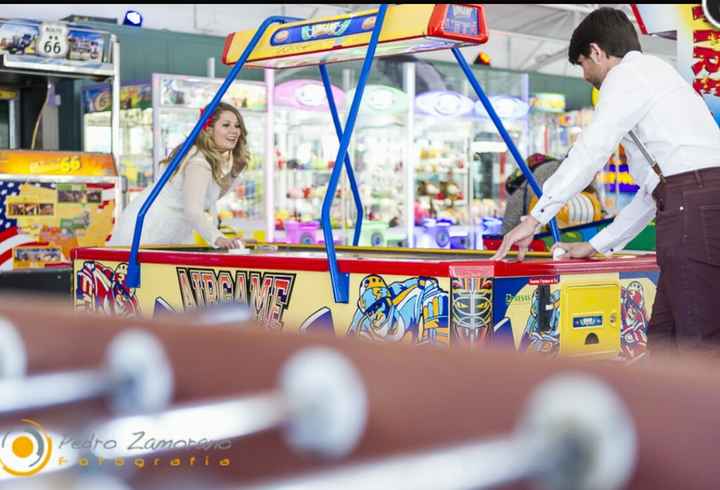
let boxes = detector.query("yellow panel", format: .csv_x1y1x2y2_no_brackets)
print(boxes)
0,150,117,177
224,4,447,68
73,257,452,348
559,280,621,359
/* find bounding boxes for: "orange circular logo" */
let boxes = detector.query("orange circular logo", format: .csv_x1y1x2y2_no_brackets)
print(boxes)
0,419,53,477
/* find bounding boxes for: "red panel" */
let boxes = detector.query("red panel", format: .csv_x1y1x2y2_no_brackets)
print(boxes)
427,4,489,44
221,33,235,65
630,4,649,35
72,248,456,277
74,248,659,280
483,238,547,252
486,254,658,277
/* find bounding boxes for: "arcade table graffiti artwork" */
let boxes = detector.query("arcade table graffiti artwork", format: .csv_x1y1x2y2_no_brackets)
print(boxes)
73,245,658,361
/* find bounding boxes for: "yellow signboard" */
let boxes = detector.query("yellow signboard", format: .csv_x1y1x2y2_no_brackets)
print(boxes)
0,88,17,100
0,150,117,177
223,4,489,69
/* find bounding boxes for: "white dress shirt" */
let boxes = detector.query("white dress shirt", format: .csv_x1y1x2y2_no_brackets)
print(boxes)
530,51,720,254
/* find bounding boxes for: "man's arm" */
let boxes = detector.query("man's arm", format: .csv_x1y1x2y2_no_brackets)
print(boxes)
589,181,657,255
530,63,657,226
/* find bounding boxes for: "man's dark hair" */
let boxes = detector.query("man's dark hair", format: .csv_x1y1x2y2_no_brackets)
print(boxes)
568,7,642,64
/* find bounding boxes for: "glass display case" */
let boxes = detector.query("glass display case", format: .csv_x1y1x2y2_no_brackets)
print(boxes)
82,82,153,204
471,95,530,238
414,90,474,223
272,79,347,244
349,84,410,247
152,73,269,240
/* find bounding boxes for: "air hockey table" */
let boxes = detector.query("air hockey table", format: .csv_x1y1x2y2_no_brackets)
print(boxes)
73,244,658,361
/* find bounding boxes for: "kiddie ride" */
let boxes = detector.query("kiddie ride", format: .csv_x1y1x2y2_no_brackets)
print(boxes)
76,5,657,361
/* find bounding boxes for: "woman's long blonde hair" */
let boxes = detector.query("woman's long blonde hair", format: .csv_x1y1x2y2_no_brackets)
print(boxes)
160,102,250,188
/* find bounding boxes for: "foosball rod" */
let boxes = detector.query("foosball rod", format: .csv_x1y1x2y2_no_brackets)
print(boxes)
233,373,635,490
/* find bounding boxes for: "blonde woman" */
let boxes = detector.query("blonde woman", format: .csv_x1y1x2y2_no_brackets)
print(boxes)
108,102,248,249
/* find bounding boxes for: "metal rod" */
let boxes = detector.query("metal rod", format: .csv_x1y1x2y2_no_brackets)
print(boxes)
0,317,25,379
81,347,367,461
320,4,389,303
8,95,17,149
318,64,363,247
404,61,416,248
233,374,636,490
265,68,275,242
452,47,561,244
537,4,595,14
235,433,563,490
92,392,289,459
0,330,173,417
125,15,303,288
111,39,121,174
0,369,111,414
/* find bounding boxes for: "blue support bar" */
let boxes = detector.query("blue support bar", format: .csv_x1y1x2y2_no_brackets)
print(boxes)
318,64,363,247
125,15,302,288
451,48,561,244
320,4,389,303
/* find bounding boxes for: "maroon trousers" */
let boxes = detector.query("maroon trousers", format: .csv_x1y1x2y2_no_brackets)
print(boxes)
649,167,720,354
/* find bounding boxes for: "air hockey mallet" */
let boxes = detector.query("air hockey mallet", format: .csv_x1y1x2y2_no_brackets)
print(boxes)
232,373,636,490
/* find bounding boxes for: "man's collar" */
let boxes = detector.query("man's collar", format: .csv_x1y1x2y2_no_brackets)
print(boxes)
621,50,642,63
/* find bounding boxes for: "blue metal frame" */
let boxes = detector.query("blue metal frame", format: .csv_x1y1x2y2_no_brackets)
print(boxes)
318,64,363,247
451,47,561,244
319,3,389,303
122,7,560,304
125,16,302,288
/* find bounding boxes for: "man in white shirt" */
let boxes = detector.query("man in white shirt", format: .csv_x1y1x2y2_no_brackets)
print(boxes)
493,7,720,354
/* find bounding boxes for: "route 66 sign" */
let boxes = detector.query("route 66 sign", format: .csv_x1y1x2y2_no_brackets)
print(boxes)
37,22,69,58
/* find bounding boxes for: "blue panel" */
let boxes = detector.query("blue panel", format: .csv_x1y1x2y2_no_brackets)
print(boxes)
271,15,376,45
443,5,479,35
572,315,603,328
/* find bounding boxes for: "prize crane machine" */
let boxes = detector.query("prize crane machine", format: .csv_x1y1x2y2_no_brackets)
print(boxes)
348,82,411,248
528,92,569,157
0,18,121,291
472,92,530,246
272,78,347,245
151,72,272,242
413,89,475,250
82,81,153,205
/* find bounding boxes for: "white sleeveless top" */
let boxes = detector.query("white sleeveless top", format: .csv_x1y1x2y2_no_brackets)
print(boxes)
107,148,234,248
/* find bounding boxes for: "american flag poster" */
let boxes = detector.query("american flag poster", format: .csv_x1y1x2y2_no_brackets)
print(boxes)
0,179,116,271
